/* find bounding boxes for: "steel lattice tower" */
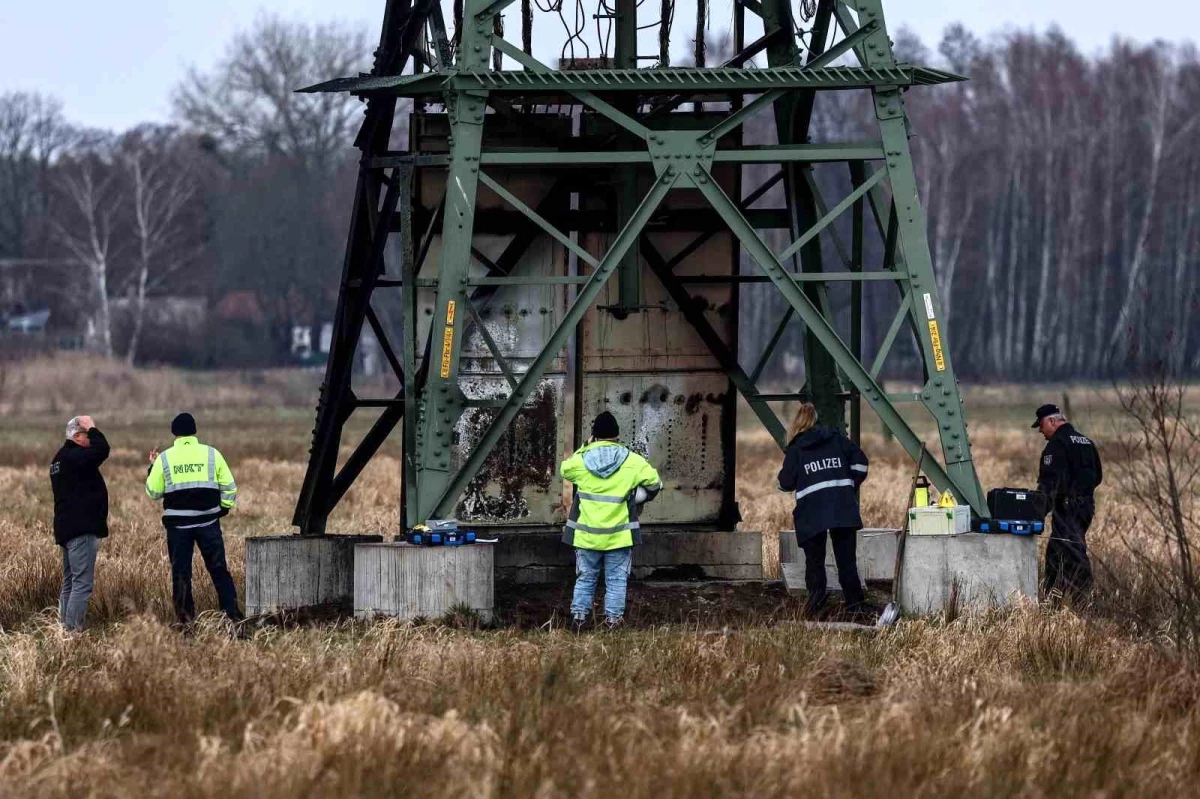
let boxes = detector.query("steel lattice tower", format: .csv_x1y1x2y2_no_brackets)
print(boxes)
291,0,987,535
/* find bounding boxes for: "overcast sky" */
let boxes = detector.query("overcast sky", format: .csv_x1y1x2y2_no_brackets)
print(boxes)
1,0,1188,131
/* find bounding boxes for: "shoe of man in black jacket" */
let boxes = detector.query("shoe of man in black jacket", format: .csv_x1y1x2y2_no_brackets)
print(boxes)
49,415,110,632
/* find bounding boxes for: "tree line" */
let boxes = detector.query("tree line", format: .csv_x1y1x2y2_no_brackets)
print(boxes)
0,16,370,366
1,15,1194,378
741,25,1200,380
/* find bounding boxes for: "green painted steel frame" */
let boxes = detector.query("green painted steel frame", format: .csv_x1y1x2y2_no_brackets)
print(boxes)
302,0,988,527
299,64,964,96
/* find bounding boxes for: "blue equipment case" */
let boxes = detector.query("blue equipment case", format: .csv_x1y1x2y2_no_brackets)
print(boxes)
976,519,1044,536
405,529,478,546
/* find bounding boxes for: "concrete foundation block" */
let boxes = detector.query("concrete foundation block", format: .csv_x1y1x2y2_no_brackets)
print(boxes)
494,530,763,583
494,533,574,583
781,562,840,593
633,532,762,580
354,543,494,623
857,530,901,580
779,531,799,564
245,534,382,616
779,529,900,593
899,533,1038,614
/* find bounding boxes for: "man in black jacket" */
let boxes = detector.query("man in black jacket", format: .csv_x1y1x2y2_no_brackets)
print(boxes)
1033,403,1103,602
49,415,110,631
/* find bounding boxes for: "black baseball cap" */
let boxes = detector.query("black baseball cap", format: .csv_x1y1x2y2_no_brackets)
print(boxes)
1031,404,1060,428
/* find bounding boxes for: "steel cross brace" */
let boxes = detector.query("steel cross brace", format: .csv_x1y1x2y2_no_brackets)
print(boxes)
402,178,574,526
856,0,982,508
641,240,788,447
733,166,890,391
293,0,439,533
293,163,406,532
489,37,650,139
777,167,885,261
700,18,878,145
666,168,785,276
424,172,680,518
690,171,984,515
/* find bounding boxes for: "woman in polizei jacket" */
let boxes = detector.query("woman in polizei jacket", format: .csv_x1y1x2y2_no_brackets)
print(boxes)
777,402,871,616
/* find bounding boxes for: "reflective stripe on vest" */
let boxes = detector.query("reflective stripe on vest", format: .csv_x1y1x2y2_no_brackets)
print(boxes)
577,491,627,504
163,506,223,517
174,519,219,530
567,519,640,535
795,478,856,500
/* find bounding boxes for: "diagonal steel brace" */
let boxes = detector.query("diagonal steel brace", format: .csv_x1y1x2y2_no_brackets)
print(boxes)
691,174,986,516
425,173,679,517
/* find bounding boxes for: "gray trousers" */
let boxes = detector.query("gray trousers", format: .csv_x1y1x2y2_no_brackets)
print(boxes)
59,535,99,631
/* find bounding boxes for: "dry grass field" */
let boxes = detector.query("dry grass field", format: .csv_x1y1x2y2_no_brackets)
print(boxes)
0,357,1196,797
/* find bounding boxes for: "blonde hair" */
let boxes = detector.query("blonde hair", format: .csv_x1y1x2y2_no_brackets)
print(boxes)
787,402,818,443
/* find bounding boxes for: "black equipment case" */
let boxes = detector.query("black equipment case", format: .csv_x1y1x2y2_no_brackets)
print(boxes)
987,487,1048,520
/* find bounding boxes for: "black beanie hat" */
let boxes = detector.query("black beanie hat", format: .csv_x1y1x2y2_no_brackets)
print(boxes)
171,412,197,437
591,411,619,439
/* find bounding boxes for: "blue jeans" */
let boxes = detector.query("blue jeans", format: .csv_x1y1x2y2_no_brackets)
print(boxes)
571,548,633,621
60,535,99,631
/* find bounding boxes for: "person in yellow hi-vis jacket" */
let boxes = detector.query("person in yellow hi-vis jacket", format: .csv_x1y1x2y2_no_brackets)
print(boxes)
145,412,243,624
561,411,662,632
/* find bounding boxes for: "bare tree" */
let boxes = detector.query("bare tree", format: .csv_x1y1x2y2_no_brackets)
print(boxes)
1106,55,1172,355
118,127,200,365
740,29,1200,382
53,146,120,358
1108,360,1200,661
173,14,370,175
0,92,70,304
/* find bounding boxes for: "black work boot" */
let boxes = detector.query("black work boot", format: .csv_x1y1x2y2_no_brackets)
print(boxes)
844,601,884,623
803,589,830,619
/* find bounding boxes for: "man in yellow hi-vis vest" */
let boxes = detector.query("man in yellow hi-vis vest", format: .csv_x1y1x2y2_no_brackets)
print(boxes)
145,412,243,624
561,411,662,631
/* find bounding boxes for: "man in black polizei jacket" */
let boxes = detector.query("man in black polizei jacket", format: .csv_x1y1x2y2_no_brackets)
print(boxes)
49,415,110,632
1033,403,1103,602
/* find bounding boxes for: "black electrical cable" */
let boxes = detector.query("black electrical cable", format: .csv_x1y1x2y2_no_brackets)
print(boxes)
522,0,533,53
493,14,504,70
658,0,674,65
597,0,613,60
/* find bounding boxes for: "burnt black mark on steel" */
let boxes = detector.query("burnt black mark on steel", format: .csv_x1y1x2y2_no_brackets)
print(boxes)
457,382,558,522
636,384,672,407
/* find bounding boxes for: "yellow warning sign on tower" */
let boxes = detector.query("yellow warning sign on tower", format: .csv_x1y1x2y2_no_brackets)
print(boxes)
928,320,946,372
439,326,454,378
